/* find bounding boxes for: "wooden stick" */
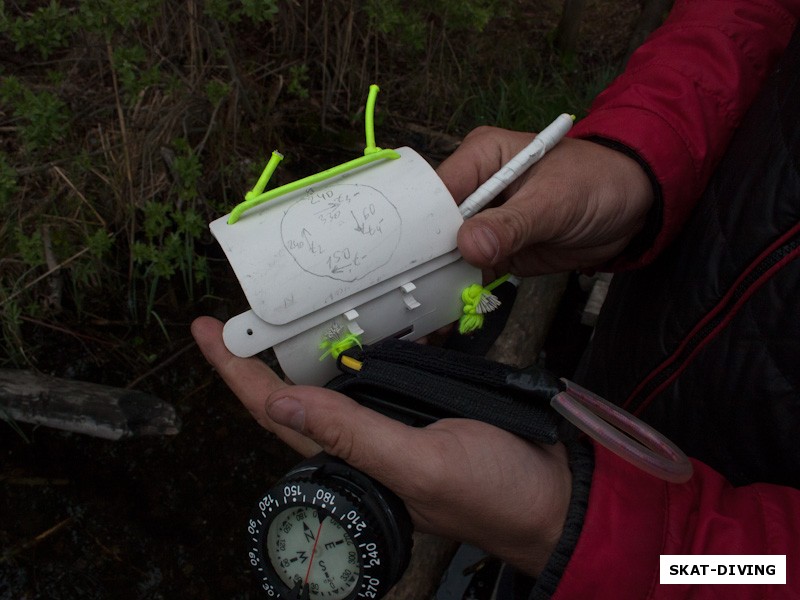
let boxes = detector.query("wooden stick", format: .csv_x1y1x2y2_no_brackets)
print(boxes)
0,369,180,440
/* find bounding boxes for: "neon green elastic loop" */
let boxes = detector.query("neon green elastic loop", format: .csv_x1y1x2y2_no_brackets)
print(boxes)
484,273,510,292
364,84,381,155
245,151,284,201
227,148,400,224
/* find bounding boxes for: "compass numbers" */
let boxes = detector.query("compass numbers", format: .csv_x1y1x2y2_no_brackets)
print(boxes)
314,489,336,505
344,509,367,534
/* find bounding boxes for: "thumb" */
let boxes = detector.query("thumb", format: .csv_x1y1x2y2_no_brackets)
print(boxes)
457,204,531,268
265,386,419,492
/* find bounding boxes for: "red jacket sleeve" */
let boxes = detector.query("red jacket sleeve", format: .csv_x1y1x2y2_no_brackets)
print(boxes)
552,444,800,599
569,0,800,268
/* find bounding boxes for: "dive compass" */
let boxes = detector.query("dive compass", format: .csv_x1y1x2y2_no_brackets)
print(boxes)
248,453,412,599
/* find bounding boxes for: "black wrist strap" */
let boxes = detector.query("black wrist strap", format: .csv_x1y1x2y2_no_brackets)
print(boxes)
325,338,561,445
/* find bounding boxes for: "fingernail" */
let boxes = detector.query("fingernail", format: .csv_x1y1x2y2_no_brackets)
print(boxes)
267,396,305,432
471,227,499,263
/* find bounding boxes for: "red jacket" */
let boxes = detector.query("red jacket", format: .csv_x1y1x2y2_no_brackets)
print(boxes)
545,1,800,598
571,0,800,269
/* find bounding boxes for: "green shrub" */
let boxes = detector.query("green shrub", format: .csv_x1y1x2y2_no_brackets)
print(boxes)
364,0,507,49
0,154,17,213
131,140,209,322
0,0,78,59
0,76,70,153
79,0,161,32
204,0,278,25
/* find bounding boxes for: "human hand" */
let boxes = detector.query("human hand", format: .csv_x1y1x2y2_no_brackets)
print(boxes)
191,316,572,576
437,128,654,275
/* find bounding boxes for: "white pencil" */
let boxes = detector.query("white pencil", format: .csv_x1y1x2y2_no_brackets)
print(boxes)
458,113,575,219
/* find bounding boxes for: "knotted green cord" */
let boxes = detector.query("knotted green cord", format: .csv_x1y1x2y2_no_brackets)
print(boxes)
319,332,363,361
458,274,510,334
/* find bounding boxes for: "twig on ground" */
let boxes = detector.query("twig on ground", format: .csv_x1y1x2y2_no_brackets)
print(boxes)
0,517,73,564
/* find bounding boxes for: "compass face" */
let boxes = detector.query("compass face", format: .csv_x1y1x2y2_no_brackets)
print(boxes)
266,506,360,599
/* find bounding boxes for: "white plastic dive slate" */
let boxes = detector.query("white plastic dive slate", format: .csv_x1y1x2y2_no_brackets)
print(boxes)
210,146,482,385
